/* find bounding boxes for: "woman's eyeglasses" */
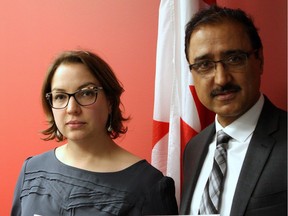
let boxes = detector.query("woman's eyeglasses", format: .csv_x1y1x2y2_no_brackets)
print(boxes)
46,86,103,109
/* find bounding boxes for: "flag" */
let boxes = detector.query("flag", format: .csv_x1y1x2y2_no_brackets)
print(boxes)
151,0,216,204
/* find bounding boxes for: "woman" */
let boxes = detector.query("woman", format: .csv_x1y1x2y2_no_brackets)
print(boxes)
11,50,178,215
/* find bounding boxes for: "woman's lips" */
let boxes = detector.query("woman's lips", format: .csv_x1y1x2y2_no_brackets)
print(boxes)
66,120,86,128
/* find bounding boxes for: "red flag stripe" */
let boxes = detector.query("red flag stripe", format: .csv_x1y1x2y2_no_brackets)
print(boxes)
190,85,215,130
152,120,169,147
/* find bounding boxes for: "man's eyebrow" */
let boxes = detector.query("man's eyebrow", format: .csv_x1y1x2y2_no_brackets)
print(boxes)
192,49,248,62
193,54,213,62
222,49,247,56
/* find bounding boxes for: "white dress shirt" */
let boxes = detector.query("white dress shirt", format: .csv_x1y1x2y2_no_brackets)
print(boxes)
189,95,264,216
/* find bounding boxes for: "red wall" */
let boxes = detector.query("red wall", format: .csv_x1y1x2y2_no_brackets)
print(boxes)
1,1,286,215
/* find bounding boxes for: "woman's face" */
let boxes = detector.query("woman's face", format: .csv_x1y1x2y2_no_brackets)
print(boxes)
50,63,110,142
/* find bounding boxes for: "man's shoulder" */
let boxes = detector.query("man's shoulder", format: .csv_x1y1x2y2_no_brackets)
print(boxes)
262,96,287,116
192,123,215,140
259,96,287,129
185,123,215,151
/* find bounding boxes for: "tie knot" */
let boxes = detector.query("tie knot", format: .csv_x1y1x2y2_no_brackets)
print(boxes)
217,130,231,147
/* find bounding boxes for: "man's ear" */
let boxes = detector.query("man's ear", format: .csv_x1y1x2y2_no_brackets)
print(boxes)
257,48,264,72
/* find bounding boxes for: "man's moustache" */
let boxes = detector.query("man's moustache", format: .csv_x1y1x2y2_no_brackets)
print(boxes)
210,84,241,97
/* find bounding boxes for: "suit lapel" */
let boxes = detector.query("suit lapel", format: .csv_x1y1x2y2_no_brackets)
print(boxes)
230,98,279,215
181,124,215,214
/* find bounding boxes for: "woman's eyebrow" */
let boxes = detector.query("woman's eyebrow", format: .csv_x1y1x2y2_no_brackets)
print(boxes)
51,82,97,92
78,82,98,89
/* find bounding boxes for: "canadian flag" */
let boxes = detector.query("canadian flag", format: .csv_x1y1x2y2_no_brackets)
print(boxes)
151,0,215,203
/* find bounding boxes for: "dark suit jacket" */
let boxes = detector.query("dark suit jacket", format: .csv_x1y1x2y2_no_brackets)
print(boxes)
180,97,287,216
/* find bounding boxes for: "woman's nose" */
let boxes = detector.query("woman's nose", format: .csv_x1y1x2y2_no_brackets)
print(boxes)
66,96,81,114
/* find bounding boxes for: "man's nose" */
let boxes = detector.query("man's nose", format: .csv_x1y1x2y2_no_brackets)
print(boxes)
213,62,232,86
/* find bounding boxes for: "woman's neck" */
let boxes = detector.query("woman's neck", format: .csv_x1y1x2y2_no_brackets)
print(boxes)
55,136,141,172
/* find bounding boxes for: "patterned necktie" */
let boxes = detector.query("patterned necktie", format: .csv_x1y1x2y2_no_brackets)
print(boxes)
198,130,231,215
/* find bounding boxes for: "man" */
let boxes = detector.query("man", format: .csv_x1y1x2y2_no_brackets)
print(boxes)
180,5,287,216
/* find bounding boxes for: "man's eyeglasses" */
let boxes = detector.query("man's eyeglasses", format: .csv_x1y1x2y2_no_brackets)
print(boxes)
189,50,257,77
46,86,103,109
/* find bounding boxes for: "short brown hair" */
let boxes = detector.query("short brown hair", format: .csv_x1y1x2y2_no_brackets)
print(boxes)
41,50,129,141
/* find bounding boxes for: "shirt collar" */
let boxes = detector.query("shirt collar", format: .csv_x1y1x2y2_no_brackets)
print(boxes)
216,94,264,142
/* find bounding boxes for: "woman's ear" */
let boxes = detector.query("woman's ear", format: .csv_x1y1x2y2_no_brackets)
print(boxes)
108,100,113,114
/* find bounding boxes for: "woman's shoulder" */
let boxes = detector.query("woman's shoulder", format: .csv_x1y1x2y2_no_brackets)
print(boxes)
119,159,172,190
134,163,178,215
126,159,163,177
23,149,57,170
26,149,54,161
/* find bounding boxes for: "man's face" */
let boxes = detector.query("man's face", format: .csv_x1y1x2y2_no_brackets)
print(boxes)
188,21,263,126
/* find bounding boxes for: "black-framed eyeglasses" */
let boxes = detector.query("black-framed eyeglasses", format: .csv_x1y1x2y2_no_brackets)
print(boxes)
189,50,258,77
46,86,103,109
